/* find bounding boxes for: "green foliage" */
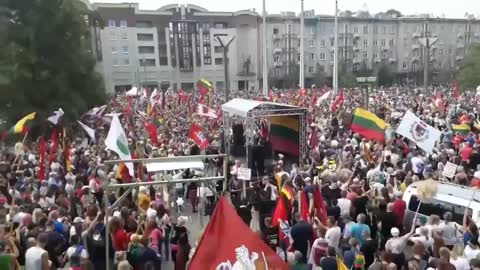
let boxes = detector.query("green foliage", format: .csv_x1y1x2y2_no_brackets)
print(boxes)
311,63,328,87
377,64,394,87
0,0,106,126
338,63,357,88
457,44,480,90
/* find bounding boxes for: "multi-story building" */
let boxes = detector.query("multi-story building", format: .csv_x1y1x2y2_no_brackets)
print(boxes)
93,3,261,93
92,2,480,92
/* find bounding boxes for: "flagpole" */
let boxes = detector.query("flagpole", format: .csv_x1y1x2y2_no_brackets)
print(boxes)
12,131,30,170
262,0,268,96
299,0,305,89
333,0,339,97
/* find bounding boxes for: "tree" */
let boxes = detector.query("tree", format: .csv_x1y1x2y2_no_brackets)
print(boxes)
377,64,394,86
338,64,357,88
0,0,106,126
311,63,328,87
456,44,480,90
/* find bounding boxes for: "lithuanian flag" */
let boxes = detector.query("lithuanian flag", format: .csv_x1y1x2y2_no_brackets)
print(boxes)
350,108,386,142
452,124,470,135
115,162,132,182
197,79,212,95
270,116,300,156
10,112,36,135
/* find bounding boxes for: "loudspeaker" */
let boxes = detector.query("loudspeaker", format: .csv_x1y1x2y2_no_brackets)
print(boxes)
248,145,265,176
232,124,245,146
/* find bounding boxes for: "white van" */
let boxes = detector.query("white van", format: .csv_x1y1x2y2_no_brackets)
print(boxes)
403,181,480,231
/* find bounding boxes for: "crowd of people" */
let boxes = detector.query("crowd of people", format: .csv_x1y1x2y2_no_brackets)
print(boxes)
1,84,480,270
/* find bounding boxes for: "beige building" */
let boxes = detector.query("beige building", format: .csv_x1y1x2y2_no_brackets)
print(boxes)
91,2,480,92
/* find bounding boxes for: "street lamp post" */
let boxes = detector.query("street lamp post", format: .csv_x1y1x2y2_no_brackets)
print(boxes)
299,0,305,89
356,76,376,110
215,34,235,102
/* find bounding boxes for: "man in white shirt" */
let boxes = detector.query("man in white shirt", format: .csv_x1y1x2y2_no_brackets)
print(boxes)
411,152,425,177
438,212,460,247
337,190,351,217
325,216,341,250
25,232,50,270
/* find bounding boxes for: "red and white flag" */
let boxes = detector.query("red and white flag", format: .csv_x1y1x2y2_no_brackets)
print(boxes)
189,197,289,270
188,123,209,149
316,90,331,106
196,103,218,119
331,91,344,111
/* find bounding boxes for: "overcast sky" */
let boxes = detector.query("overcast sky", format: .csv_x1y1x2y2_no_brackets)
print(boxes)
92,0,479,19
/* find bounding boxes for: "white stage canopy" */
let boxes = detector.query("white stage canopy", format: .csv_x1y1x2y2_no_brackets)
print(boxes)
221,98,297,117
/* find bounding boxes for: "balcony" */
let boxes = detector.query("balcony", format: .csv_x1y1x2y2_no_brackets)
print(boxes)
457,43,465,49
382,47,388,51
273,34,281,40
282,33,299,39
353,58,362,63
456,55,464,61
353,33,360,39
274,61,283,67
353,46,360,51
411,57,420,62
457,33,464,38
413,32,421,38
273,48,282,54
412,44,420,49
374,58,381,63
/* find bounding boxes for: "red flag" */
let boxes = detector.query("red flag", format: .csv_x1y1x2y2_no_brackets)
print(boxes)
188,123,208,149
268,90,274,101
38,136,46,181
331,91,344,111
178,90,189,103
298,88,308,96
144,122,159,146
452,80,459,100
309,128,319,149
189,197,289,269
48,128,59,166
301,185,328,225
124,96,132,115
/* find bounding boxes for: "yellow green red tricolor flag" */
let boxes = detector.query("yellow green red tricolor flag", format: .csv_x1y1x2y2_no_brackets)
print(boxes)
350,108,386,142
452,124,470,135
10,112,37,135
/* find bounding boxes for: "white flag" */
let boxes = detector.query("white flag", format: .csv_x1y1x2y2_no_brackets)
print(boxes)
196,103,218,119
104,114,133,176
316,90,331,107
126,87,138,96
77,120,96,143
396,110,441,154
84,105,107,117
47,108,64,125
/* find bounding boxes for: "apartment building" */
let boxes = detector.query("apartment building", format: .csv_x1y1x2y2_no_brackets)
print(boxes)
93,3,261,93
92,2,480,92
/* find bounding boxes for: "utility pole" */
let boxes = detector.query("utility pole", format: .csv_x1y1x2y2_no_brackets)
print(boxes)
333,0,339,96
215,34,235,102
299,0,305,89
262,0,268,96
419,21,437,91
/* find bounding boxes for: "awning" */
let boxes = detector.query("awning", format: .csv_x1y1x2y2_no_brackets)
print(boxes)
221,98,297,117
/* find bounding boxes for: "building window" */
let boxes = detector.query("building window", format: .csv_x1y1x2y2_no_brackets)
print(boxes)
170,22,195,72
412,63,417,71
122,58,130,66
363,25,368,34
112,58,118,66
363,39,368,47
320,40,326,47
308,66,314,73
381,39,386,46
136,20,153,28
109,31,116,40
382,26,387,34
373,53,378,59
404,38,408,46
111,46,117,54
320,53,326,60
120,20,127,28
137,33,154,41
215,58,223,65
201,23,211,65
320,26,326,33
382,51,387,58
402,62,407,69
413,24,418,33
121,32,128,40
309,40,314,47
330,39,334,46
274,68,280,77
439,49,443,56
122,46,128,54
215,23,226,29
195,24,202,67
389,39,394,46
373,25,378,34
390,25,395,34
108,19,116,27
140,59,156,66
353,27,358,33
159,57,168,66
273,28,279,35
363,52,368,59
373,40,378,47
138,46,154,54
274,55,280,62
353,53,358,59
310,53,314,60
353,64,359,71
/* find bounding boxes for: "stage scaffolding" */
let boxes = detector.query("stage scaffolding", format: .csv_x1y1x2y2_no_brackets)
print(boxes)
222,98,308,167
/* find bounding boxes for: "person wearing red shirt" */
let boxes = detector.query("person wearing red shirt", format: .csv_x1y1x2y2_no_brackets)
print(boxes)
391,192,406,228
452,133,463,150
460,143,473,166
110,216,129,251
